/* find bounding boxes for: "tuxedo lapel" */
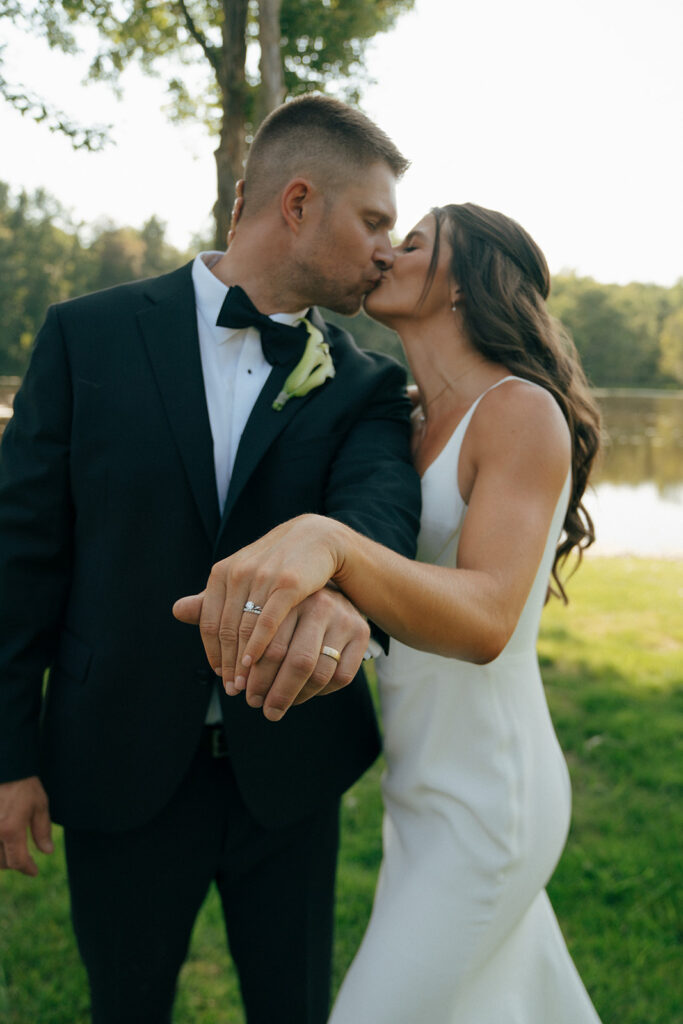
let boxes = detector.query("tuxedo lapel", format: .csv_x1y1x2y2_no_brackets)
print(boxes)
218,361,301,537
136,264,221,543
218,308,334,542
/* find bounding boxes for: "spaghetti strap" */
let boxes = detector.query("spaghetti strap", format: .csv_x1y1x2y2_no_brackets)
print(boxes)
468,373,536,411
454,375,528,441
421,376,534,481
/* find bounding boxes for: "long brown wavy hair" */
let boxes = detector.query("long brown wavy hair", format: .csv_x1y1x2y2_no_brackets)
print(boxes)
425,203,601,601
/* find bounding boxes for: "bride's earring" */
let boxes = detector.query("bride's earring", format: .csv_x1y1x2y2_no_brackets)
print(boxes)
451,301,458,312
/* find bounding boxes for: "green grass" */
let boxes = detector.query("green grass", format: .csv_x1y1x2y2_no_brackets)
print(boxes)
1,557,681,1023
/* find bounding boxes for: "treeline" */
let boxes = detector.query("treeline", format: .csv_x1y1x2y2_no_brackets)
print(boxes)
0,182,193,374
330,275,683,391
1,182,682,388
549,275,683,389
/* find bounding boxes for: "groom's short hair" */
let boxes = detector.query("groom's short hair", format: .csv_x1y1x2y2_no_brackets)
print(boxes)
242,94,409,216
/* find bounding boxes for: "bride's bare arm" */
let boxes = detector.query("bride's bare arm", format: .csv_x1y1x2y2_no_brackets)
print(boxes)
174,382,570,706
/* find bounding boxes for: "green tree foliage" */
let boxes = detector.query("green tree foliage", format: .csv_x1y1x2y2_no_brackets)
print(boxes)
83,216,184,292
4,0,415,244
0,184,187,374
324,308,407,371
659,307,683,384
279,0,412,101
0,183,82,372
0,1,109,149
548,274,683,389
549,277,642,386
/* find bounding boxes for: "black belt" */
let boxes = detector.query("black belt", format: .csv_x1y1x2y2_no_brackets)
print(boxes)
202,724,229,759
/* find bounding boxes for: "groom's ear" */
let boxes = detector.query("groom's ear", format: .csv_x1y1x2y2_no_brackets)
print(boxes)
281,178,316,233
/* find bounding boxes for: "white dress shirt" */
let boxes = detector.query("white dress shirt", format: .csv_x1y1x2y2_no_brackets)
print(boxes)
192,252,308,723
192,252,380,723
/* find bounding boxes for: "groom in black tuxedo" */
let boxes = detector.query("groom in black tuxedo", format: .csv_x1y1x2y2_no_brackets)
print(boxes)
0,95,420,1022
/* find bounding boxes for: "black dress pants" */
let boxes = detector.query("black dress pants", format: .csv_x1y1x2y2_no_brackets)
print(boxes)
63,731,341,1024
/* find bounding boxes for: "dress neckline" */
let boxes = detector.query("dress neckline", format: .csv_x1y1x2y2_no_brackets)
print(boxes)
420,375,523,480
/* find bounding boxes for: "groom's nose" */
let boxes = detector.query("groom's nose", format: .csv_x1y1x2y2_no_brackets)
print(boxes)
374,237,395,271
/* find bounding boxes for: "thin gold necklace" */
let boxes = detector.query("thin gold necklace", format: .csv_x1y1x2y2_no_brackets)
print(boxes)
419,359,488,418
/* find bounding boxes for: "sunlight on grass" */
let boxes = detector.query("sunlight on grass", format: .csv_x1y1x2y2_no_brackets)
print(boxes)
538,557,682,1024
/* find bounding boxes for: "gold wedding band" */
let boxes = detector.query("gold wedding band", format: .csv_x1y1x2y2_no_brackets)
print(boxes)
321,645,341,663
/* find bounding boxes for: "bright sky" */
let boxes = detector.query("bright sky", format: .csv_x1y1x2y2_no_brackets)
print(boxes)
1,0,681,285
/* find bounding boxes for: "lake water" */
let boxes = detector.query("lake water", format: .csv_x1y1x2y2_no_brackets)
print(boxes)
1,379,681,558
586,391,682,558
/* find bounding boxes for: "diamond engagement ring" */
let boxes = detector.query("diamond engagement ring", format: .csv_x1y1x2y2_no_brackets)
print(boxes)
243,601,263,615
320,645,341,663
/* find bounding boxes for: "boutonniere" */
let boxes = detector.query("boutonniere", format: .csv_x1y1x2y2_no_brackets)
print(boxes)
272,320,335,411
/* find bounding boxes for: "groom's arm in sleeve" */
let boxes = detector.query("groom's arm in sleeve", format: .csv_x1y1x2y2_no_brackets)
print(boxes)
0,307,75,873
322,351,422,652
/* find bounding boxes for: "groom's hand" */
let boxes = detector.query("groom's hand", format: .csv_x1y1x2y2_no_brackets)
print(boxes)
0,777,53,876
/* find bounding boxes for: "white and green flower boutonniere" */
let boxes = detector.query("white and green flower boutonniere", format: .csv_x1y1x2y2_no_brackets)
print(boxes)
272,320,336,411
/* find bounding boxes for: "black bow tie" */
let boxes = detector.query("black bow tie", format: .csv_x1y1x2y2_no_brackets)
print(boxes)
216,285,310,366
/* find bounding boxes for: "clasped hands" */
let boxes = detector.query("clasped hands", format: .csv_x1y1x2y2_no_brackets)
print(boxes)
173,515,361,722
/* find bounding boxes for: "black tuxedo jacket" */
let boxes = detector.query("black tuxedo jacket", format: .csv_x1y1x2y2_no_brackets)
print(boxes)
0,263,421,832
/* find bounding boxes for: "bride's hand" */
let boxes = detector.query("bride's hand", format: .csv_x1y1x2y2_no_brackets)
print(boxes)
173,513,346,694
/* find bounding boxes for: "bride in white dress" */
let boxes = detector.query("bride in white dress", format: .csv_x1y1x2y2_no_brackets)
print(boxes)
179,203,603,1022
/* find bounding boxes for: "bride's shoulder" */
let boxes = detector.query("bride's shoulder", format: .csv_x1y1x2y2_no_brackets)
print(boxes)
469,377,571,467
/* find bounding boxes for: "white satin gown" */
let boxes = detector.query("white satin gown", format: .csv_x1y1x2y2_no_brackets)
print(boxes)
329,377,602,1023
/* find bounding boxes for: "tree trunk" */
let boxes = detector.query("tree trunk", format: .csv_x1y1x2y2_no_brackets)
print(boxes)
213,0,249,249
257,0,285,123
